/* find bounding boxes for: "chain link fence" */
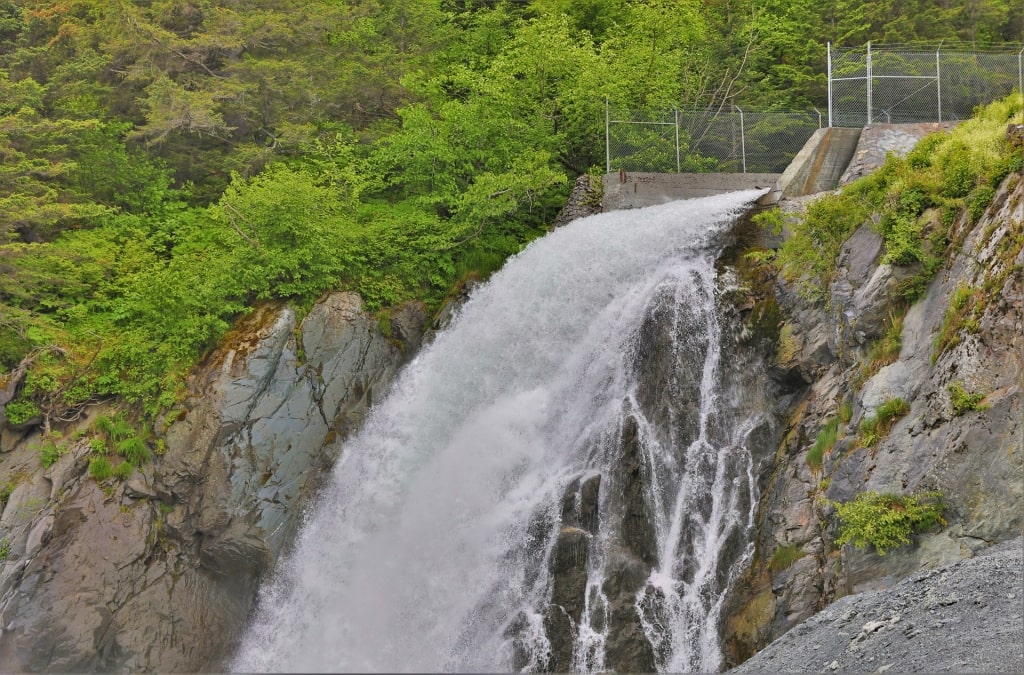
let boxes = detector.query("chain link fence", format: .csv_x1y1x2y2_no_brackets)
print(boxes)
606,43,1022,174
828,43,1024,127
605,104,822,174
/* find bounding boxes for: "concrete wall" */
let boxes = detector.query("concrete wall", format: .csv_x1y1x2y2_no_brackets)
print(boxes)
758,127,861,204
602,171,780,211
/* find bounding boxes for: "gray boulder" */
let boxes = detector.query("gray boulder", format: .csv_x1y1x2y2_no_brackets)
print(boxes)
0,292,420,672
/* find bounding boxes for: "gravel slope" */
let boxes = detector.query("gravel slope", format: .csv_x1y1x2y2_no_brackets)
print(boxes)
730,538,1024,674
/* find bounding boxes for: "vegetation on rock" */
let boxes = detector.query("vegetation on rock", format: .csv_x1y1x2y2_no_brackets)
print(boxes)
858,396,910,448
948,382,989,415
807,417,839,472
774,95,1024,304
832,490,945,556
768,543,806,572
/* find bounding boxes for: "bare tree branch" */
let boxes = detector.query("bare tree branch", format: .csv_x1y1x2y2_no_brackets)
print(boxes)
222,200,262,248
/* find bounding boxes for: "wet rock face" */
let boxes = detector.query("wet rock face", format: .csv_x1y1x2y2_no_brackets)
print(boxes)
827,224,916,358
0,292,422,673
530,259,788,673
722,169,1024,667
600,415,659,674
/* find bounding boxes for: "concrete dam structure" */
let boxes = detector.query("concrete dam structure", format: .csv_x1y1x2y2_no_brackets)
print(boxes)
602,125,875,209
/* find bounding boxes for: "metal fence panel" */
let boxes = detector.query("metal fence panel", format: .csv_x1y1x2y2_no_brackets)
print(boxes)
829,44,1022,127
606,105,820,174
605,107,679,173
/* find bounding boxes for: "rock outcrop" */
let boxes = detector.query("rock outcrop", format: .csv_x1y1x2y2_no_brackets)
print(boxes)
722,161,1023,665
553,174,602,227
0,292,423,672
838,122,957,186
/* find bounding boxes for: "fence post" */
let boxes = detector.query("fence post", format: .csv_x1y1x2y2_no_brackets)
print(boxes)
674,108,680,173
605,98,610,174
827,42,833,127
866,41,873,125
1019,48,1023,122
736,106,746,173
936,45,942,122
813,107,823,128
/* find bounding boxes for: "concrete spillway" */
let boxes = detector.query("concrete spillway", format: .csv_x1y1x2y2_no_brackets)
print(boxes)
601,172,781,210
602,126,864,209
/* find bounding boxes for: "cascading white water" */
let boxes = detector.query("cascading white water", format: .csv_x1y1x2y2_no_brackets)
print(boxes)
231,190,767,673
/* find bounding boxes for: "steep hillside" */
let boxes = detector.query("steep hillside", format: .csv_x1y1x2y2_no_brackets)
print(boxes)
723,104,1023,667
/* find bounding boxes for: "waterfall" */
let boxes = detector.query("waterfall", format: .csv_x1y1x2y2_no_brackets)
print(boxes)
231,190,768,673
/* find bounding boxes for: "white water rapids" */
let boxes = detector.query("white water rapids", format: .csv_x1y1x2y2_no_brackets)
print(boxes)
232,190,768,673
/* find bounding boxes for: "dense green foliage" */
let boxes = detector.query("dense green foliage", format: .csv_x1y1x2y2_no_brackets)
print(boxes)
1,0,1021,432
833,490,945,555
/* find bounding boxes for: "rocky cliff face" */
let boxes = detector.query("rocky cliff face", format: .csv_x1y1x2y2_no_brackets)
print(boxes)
722,167,1023,666
0,292,424,672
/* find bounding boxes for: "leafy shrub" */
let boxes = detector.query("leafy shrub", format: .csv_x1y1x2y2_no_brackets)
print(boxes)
939,142,980,198
881,213,924,265
4,399,40,426
753,208,784,236
833,491,945,555
89,437,108,454
967,184,996,224
38,440,61,468
948,382,988,416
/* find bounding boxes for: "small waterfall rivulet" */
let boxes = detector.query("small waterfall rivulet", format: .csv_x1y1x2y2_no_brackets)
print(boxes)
231,190,771,673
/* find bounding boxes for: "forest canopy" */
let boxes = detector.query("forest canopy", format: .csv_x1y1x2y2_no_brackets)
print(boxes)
0,0,1021,429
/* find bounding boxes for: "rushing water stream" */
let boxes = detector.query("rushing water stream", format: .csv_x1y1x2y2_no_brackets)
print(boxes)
232,191,768,673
